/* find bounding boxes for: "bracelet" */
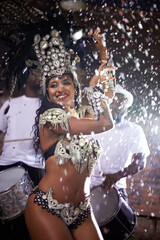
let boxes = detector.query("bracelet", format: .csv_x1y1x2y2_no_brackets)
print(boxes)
83,86,106,120
102,70,116,96
104,78,116,94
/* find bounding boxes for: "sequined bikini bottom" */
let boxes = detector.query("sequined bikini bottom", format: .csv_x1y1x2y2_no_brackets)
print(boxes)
33,188,90,229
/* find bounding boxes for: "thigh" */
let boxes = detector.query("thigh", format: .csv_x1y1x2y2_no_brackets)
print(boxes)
25,194,73,240
71,212,103,240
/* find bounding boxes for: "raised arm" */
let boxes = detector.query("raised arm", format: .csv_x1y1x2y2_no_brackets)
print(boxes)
91,28,109,63
89,28,117,99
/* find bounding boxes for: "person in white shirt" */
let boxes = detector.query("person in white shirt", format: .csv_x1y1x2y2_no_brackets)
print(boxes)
0,71,45,240
0,71,45,185
90,84,150,200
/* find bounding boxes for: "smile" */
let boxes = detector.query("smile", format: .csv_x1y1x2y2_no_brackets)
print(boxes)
56,93,68,100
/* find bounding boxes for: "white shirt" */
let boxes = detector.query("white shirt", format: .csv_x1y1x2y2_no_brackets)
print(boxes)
90,119,150,189
0,95,44,168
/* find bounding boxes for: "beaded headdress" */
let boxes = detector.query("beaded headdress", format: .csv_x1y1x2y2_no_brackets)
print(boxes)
33,29,80,97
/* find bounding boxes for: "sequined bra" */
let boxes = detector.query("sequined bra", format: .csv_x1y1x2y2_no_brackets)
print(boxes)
43,140,70,160
39,107,100,174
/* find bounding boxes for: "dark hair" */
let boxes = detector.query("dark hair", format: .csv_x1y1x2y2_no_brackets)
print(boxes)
33,72,80,157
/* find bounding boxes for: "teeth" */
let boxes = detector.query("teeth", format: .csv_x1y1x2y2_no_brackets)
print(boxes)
57,94,67,99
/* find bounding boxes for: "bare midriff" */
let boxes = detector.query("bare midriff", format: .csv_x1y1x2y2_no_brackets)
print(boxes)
38,156,89,207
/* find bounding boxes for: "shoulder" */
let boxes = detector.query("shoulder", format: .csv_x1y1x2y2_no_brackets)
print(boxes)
12,95,24,101
0,96,22,106
0,99,9,109
128,120,143,130
121,119,145,134
39,107,71,130
0,96,25,114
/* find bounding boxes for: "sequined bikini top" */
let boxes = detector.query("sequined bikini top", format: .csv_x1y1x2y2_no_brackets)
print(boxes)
39,107,100,174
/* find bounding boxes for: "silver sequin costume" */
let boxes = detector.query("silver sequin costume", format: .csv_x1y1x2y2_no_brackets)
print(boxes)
39,107,101,174
35,106,101,227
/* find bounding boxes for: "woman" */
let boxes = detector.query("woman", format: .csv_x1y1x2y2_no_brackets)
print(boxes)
25,29,116,240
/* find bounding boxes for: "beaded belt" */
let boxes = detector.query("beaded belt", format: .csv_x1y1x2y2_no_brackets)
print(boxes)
34,188,90,229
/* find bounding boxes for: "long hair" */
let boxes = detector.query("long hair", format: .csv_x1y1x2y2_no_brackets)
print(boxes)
33,71,81,156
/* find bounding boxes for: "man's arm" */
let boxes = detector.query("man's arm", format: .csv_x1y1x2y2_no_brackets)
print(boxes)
101,153,146,189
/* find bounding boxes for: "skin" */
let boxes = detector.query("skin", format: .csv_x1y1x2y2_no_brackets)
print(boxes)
48,75,75,108
25,70,113,240
25,72,41,98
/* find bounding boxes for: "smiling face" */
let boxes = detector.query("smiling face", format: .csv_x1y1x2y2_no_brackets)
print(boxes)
48,74,76,108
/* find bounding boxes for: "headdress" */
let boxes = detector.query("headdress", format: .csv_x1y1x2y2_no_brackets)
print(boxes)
33,29,78,95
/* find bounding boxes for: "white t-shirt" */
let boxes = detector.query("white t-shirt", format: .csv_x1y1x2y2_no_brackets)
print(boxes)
0,95,44,168
90,119,150,189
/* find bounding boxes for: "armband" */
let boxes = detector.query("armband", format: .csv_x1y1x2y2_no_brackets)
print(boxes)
83,86,107,120
101,69,116,96
104,79,116,95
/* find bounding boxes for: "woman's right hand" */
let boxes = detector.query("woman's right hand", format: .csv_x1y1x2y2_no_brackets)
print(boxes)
89,62,107,87
89,64,117,87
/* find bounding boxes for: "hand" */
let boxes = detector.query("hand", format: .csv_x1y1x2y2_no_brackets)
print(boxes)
89,63,117,87
89,28,109,62
93,28,106,50
89,62,107,87
101,172,120,190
